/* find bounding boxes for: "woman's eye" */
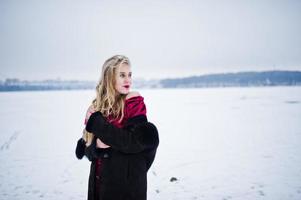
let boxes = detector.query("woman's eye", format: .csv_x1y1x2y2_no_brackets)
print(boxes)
120,74,125,78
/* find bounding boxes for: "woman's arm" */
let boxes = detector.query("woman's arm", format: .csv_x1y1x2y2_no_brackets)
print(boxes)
75,105,110,161
86,112,159,154
84,105,110,149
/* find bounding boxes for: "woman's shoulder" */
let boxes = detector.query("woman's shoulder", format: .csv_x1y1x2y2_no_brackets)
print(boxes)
124,91,147,118
125,91,142,100
125,91,145,105
84,104,96,125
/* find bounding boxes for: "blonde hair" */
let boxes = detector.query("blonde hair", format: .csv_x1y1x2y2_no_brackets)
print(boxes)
92,55,131,121
84,55,131,145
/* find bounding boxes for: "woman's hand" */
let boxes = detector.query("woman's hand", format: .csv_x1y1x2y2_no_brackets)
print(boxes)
96,138,110,148
82,129,94,147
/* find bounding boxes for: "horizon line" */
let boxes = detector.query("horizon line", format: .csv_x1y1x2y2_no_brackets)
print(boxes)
1,69,301,82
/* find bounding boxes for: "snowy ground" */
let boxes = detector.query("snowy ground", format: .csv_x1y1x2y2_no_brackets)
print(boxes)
0,87,301,200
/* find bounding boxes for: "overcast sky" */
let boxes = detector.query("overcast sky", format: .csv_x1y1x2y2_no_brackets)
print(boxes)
0,0,300,81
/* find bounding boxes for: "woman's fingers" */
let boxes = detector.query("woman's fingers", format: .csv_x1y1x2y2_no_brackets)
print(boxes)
96,138,110,148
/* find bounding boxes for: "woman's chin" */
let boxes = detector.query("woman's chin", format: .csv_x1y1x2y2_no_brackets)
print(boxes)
118,90,130,95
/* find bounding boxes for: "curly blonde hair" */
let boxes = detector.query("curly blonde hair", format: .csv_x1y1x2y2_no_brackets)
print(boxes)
93,55,131,121
84,55,131,145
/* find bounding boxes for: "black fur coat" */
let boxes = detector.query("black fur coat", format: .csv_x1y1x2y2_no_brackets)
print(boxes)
76,113,159,200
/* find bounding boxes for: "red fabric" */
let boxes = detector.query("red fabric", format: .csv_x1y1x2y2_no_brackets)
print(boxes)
86,95,147,199
84,96,146,126
124,96,147,119
107,95,147,128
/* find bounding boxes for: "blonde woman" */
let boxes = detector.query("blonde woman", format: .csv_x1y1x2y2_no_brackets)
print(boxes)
75,55,159,200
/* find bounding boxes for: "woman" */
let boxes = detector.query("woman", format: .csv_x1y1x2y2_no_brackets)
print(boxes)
75,55,159,200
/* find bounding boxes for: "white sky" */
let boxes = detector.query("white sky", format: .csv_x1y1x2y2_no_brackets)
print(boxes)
0,0,301,81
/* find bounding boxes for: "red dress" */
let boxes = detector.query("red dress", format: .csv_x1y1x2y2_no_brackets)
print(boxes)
85,96,147,199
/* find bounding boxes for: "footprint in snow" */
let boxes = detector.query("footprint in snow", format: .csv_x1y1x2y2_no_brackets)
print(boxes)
258,190,265,196
0,131,20,151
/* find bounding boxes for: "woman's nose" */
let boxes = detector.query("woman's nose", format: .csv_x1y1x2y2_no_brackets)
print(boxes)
125,76,131,83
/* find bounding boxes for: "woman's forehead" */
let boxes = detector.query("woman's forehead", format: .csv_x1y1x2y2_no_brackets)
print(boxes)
117,63,131,72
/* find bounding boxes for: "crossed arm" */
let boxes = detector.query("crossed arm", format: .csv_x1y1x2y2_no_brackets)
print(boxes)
85,112,159,154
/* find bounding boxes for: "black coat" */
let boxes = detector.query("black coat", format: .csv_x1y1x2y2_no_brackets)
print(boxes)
76,114,159,200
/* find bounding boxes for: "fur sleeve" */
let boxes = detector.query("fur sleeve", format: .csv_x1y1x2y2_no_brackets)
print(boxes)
86,112,159,154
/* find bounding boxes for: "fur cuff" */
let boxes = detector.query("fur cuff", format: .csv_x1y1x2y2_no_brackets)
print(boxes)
75,138,86,159
135,122,159,149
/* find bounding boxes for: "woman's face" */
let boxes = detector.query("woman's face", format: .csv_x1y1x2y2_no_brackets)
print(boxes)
115,63,132,94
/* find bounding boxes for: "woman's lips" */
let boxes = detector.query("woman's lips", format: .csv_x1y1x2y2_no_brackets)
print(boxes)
124,85,130,89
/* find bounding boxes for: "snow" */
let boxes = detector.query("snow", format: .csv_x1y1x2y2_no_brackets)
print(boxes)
0,87,301,200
